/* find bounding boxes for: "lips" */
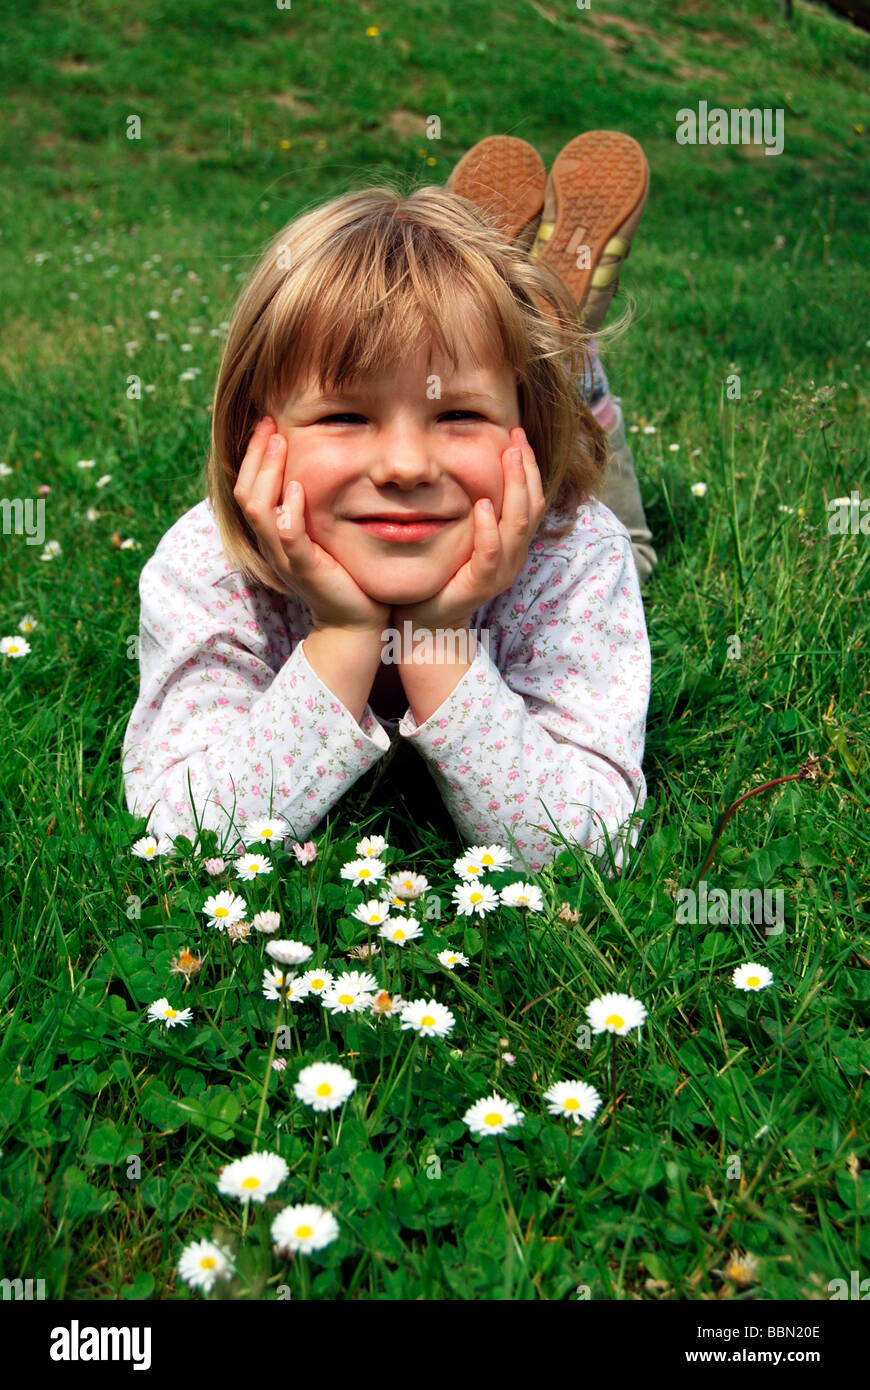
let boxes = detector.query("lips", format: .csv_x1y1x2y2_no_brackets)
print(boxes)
350,513,452,522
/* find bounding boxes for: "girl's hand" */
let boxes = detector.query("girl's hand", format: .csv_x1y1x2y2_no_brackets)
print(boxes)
233,419,391,633
393,427,547,635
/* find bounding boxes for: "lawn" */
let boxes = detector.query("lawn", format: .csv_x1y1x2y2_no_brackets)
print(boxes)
0,0,868,1302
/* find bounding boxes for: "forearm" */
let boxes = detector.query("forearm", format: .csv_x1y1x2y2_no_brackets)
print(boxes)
397,625,477,725
302,625,385,726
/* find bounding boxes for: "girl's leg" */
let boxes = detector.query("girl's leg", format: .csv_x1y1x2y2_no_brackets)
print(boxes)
580,339,657,585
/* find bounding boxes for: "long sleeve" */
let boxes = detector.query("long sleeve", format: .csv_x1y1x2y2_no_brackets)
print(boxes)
394,501,650,873
121,499,391,847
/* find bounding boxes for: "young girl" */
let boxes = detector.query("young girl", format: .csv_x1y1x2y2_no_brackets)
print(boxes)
122,176,651,874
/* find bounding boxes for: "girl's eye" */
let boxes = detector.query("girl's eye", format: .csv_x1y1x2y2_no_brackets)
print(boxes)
440,410,484,422
317,413,366,424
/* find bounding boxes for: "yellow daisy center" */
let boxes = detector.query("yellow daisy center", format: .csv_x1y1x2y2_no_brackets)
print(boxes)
312,978,324,989
165,1009,177,1019
215,907,228,917
338,993,354,1005
606,1014,624,1029
145,846,154,855
517,895,528,904
261,828,273,837
746,975,760,988
316,1083,332,1097
200,1256,216,1269
484,1112,503,1127
564,1097,580,1110
468,865,481,875
481,856,493,865
420,1014,435,1027
394,930,405,940
470,892,483,904
369,914,380,923
296,1224,313,1238
360,868,370,877
447,956,457,963
241,1176,260,1189
729,1263,747,1281
9,644,19,653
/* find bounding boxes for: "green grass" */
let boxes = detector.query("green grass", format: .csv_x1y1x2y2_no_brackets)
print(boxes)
1,0,868,1301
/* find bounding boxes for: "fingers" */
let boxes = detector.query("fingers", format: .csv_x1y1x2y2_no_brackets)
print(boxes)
500,427,544,543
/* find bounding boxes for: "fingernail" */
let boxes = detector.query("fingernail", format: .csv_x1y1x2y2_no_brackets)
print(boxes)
266,434,282,453
508,448,522,465
480,498,494,513
256,416,273,433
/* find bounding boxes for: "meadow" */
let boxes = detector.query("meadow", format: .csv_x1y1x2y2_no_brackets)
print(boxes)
0,0,868,1301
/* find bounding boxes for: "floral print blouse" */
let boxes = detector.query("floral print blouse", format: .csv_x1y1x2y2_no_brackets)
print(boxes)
122,497,651,872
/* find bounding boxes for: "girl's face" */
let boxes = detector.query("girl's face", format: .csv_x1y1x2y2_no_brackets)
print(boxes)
271,339,521,606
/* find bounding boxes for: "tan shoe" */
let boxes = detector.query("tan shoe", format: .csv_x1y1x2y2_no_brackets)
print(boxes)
447,136,546,250
528,132,649,332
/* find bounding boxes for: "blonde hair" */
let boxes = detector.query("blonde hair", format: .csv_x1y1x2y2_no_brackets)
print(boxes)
205,182,609,592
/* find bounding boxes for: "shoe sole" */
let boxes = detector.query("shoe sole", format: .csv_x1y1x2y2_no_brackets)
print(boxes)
529,132,649,329
447,136,546,249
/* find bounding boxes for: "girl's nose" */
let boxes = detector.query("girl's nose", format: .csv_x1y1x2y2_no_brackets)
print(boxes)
367,427,439,489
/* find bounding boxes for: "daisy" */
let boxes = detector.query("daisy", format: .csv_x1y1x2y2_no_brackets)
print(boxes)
119,538,139,550
356,835,388,858
341,857,386,888
18,615,38,634
467,844,512,871
351,899,391,927
262,968,306,1003
500,882,544,911
437,948,469,970
452,882,500,917
732,962,773,992
297,968,334,996
147,998,193,1028
266,939,313,968
585,992,647,1036
0,636,31,658
202,890,246,929
348,942,380,961
95,474,112,488
379,918,423,946
0,462,11,476
76,458,96,469
271,1204,339,1256
463,1093,524,1137
203,857,226,876
177,1239,234,1294
244,817,288,845
217,1151,288,1205
39,541,61,560
227,921,251,943
293,1061,357,1112
321,971,377,1014
453,853,485,881
234,853,272,882
385,870,429,900
723,1251,761,1287
399,998,455,1038
691,481,708,497
370,990,406,1017
131,834,173,860
252,910,281,935
543,1079,602,1124
291,840,318,865
169,948,202,979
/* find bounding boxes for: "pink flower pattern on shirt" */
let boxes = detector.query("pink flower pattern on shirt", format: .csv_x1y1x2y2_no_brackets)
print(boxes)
122,497,650,871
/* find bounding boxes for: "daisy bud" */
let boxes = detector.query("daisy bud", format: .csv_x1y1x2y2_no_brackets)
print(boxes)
203,857,226,876
292,840,318,865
